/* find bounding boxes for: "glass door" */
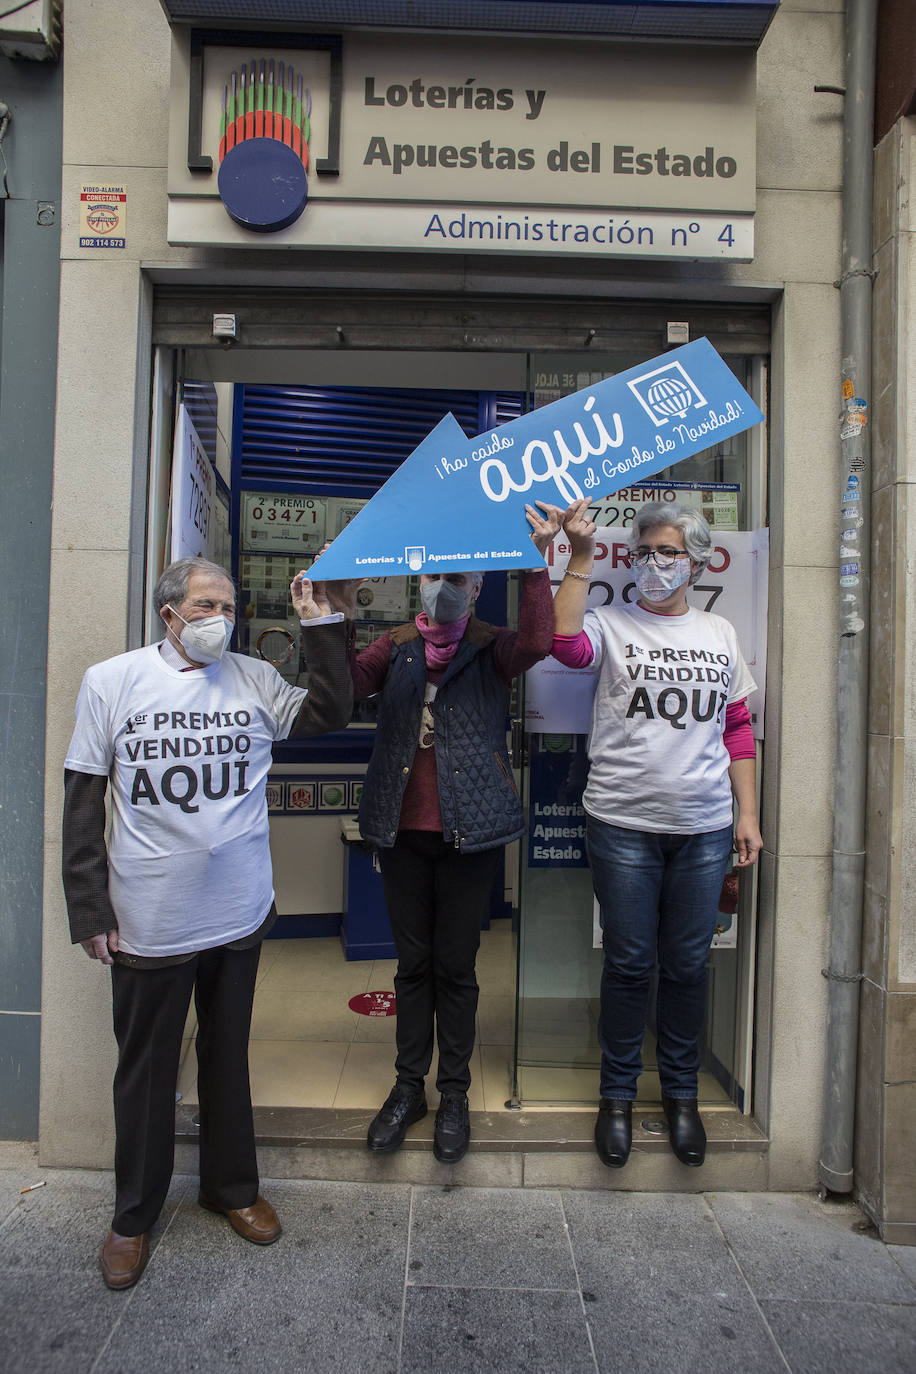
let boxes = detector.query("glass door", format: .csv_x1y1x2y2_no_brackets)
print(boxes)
513,350,767,1110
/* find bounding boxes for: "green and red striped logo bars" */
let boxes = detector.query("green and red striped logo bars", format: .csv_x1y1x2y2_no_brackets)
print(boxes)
218,59,310,169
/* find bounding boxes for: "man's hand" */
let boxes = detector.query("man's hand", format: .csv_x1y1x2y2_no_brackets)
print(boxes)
291,571,365,620
526,501,565,555
81,930,119,965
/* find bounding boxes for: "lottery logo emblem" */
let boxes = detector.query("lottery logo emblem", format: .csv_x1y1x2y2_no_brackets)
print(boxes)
217,57,311,233
627,361,708,426
405,547,426,572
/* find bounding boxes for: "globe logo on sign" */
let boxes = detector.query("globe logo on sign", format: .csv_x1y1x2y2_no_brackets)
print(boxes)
627,361,708,427
646,375,694,419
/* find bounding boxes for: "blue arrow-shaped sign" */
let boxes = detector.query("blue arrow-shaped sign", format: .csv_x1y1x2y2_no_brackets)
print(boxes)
308,337,764,581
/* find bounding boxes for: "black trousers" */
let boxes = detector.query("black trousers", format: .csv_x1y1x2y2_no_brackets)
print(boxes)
377,831,501,1096
110,941,261,1236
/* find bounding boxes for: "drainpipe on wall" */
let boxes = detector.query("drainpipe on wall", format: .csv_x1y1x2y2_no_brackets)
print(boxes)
818,0,878,1196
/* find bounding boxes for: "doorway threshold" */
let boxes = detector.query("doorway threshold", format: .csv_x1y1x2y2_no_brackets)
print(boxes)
175,1103,769,1190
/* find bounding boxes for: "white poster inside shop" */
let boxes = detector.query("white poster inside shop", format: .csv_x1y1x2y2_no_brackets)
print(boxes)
526,527,769,738
170,405,218,563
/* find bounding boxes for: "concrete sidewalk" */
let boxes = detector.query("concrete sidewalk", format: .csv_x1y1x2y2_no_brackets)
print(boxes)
2,1141,915,1374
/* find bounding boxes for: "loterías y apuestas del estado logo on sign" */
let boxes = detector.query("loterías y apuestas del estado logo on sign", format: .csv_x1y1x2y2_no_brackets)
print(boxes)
217,58,311,232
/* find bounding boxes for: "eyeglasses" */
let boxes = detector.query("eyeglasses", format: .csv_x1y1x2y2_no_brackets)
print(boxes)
631,549,690,569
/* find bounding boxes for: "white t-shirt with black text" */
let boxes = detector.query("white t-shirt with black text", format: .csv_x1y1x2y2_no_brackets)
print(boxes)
65,645,307,957
581,602,756,834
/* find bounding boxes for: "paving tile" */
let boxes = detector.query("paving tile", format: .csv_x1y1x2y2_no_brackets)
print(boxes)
759,1300,916,1374
401,1285,595,1374
889,1242,916,1289
0,1168,189,1275
409,1185,577,1291
563,1192,748,1300
706,1193,915,1304
0,1145,45,1225
586,1290,786,1374
94,1181,410,1374
0,1268,128,1374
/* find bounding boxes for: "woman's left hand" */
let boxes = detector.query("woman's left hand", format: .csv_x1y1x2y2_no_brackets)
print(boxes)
734,815,763,866
526,501,565,555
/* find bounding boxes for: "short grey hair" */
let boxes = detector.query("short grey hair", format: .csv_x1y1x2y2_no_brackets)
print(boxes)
153,557,236,617
627,502,712,585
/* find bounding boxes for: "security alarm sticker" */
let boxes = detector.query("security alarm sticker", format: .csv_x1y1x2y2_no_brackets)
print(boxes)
80,185,127,248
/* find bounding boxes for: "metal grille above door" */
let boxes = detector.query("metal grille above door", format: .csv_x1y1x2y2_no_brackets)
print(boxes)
237,384,524,495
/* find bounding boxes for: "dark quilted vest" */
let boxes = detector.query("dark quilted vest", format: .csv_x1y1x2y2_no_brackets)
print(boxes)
358,617,523,853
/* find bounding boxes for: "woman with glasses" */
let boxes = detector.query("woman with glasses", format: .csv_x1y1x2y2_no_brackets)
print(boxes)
551,499,762,1170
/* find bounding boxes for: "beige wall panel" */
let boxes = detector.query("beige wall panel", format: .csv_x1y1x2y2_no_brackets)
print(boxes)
62,0,171,167
853,973,885,1222
61,165,196,268
778,0,843,11
39,847,117,1167
772,565,838,857
885,990,916,1082
895,736,916,987
862,730,892,988
868,484,894,736
765,853,831,1188
906,121,916,234
873,128,899,258
870,237,898,495
756,10,844,193
883,1081,916,1221
43,549,133,837
51,262,144,552
779,284,842,569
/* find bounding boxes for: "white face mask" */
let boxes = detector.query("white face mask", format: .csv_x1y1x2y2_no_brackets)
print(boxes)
166,607,234,663
635,560,691,603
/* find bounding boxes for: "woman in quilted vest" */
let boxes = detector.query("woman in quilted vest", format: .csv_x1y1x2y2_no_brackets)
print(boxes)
350,502,562,1164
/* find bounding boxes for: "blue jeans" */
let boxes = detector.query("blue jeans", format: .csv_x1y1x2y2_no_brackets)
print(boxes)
586,817,733,1101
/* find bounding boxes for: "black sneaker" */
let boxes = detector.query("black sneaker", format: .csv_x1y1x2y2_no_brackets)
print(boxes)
367,1084,427,1153
433,1092,470,1163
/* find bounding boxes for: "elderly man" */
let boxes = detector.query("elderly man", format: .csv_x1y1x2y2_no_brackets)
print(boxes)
62,556,351,1290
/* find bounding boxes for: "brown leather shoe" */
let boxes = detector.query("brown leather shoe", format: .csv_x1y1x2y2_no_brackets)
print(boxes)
99,1229,149,1289
198,1192,281,1245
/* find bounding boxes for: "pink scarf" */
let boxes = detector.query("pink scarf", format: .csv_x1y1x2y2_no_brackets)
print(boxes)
415,612,470,670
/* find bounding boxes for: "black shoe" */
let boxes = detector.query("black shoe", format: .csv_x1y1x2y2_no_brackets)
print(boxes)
367,1084,427,1153
594,1098,633,1168
662,1095,706,1166
433,1093,470,1163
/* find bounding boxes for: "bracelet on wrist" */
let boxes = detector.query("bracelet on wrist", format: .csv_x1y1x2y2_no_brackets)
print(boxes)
564,569,592,582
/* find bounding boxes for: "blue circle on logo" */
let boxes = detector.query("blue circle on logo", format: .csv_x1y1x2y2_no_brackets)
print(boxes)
218,138,308,233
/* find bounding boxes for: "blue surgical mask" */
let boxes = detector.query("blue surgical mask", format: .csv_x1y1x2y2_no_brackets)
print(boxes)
420,580,471,624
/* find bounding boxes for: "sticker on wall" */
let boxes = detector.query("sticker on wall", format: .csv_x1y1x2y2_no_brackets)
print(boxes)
287,782,316,810
217,59,311,232
319,781,347,810
79,185,127,248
